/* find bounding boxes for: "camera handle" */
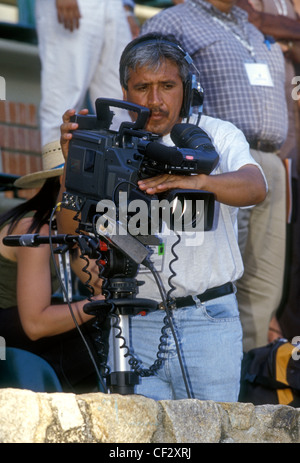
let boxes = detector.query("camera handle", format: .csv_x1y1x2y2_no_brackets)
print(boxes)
95,98,150,131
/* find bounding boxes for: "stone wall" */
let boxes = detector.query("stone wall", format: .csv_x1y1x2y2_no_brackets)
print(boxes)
0,388,299,443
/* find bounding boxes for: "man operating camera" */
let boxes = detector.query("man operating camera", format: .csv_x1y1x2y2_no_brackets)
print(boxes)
57,33,267,401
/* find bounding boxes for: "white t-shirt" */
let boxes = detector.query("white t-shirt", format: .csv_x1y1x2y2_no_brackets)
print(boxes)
136,114,266,302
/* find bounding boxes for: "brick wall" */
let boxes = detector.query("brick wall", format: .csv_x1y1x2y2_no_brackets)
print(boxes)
0,100,42,199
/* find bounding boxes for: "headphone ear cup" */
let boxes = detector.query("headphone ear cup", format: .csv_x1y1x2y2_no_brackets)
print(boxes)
180,73,193,118
191,82,204,109
180,73,204,118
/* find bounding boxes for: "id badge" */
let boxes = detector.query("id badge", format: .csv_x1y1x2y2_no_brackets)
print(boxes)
244,63,274,87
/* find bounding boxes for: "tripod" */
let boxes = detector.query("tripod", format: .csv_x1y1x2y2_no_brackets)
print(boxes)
3,232,160,395
3,226,194,397
84,275,158,395
79,231,163,395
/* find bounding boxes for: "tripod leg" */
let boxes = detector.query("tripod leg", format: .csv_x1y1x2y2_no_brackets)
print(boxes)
107,314,139,395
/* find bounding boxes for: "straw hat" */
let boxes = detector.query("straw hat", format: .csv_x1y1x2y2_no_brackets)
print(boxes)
14,140,65,189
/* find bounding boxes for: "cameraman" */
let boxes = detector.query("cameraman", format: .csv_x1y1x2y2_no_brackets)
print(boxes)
57,33,267,401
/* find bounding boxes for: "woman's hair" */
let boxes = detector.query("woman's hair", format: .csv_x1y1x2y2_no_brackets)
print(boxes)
119,33,190,90
0,177,61,234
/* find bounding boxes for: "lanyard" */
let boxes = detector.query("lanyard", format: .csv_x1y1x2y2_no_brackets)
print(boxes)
212,16,256,58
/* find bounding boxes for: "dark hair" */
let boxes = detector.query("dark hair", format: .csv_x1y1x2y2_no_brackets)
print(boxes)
119,33,190,90
0,177,61,234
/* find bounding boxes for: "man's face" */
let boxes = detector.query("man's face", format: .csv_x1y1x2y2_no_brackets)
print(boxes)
122,59,184,136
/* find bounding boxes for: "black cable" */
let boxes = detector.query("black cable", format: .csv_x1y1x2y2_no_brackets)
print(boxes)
143,257,193,399
48,203,108,393
91,213,112,378
166,232,181,301
112,180,137,205
166,231,194,398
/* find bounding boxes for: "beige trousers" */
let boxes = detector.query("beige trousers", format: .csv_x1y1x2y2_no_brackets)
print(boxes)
236,149,286,352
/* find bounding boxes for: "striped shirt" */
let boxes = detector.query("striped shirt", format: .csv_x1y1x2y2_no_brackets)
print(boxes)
141,0,288,148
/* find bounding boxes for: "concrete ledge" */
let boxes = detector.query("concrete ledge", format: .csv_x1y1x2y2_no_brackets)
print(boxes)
0,388,299,443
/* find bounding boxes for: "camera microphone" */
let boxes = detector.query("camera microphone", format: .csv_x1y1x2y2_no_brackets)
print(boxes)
170,123,219,174
171,123,215,150
139,134,219,175
3,234,79,247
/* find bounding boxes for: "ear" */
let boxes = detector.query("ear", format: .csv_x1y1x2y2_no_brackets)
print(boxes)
122,87,128,101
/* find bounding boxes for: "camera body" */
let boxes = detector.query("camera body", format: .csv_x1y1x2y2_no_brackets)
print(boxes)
63,123,146,225
62,98,219,233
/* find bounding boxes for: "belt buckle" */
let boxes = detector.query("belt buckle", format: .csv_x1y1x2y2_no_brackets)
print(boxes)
158,298,176,310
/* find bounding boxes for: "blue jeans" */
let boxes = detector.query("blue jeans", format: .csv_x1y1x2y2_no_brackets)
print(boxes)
108,292,243,402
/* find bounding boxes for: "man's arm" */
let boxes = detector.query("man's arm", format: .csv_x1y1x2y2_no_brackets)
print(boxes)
123,0,140,39
237,0,300,41
237,0,300,63
137,165,267,207
57,109,267,215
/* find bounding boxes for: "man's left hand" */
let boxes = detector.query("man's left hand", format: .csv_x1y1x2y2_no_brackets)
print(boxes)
138,173,200,194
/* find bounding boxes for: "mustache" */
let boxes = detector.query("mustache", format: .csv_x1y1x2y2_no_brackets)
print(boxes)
149,107,169,117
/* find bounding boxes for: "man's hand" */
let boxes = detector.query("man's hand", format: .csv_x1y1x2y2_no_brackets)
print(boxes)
56,0,81,31
56,108,88,237
138,164,267,207
138,173,200,194
60,108,89,159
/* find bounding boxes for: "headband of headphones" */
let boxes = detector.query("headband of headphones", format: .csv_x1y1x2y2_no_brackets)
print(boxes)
120,34,204,119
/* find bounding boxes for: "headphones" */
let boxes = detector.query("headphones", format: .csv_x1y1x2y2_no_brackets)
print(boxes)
120,35,204,119
171,41,204,119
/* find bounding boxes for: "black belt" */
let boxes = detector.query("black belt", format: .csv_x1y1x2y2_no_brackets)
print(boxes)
249,140,278,153
161,282,234,310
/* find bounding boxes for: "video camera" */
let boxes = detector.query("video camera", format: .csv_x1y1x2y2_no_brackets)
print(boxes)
62,98,219,239
3,99,220,395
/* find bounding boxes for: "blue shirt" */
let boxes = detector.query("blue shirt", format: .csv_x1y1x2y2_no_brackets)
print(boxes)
141,0,288,147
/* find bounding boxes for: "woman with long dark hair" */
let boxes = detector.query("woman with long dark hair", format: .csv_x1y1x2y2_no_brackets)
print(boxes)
0,143,104,392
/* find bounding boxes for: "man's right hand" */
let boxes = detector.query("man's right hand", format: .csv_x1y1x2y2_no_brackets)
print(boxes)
60,108,89,160
56,108,88,237
56,0,81,32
